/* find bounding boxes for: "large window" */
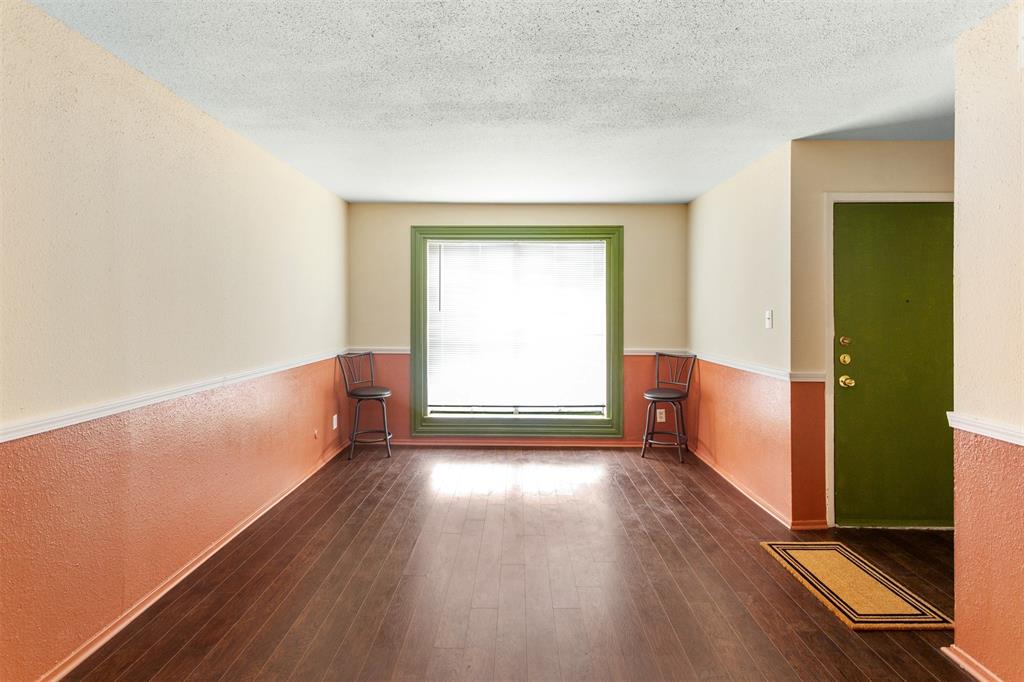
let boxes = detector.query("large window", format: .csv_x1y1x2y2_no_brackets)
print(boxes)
411,226,623,436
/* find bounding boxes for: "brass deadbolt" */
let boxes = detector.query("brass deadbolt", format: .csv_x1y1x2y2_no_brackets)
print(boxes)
839,353,852,365
839,336,852,346
838,375,856,388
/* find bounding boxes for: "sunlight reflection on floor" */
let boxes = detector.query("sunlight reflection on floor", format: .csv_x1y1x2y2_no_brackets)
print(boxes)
428,460,606,495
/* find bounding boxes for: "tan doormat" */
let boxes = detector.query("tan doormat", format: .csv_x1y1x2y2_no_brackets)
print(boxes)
761,541,953,630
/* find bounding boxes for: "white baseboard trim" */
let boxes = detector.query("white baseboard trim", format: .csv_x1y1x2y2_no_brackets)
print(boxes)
1,350,343,444
947,412,1024,447
941,645,1004,682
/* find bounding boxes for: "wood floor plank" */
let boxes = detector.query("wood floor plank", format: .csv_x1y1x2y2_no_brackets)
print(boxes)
277,464,427,679
324,476,441,680
499,460,526,566
423,646,466,681
432,517,484,648
357,575,428,681
576,585,630,682
218,454,414,680
391,529,462,680
246,451,419,679
542,496,581,609
554,607,601,681
462,607,498,680
471,501,505,609
619,456,786,679
492,563,528,681
608,465,735,680
523,534,560,681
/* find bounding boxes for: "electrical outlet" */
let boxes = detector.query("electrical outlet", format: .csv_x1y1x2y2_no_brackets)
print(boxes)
332,414,338,430
656,408,666,423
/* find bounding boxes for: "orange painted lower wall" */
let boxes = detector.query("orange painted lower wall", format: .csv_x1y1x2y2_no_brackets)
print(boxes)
352,353,659,447
790,381,828,528
684,359,794,525
946,429,1024,682
0,358,347,682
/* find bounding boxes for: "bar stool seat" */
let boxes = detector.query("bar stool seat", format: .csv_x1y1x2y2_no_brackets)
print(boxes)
643,387,686,401
350,385,392,399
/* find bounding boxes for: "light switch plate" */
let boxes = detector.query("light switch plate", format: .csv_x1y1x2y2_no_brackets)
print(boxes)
764,309,774,329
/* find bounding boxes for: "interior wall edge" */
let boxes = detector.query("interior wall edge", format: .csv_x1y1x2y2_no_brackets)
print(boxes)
0,350,346,444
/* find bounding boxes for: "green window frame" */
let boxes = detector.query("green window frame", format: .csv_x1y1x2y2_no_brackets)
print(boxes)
410,225,624,437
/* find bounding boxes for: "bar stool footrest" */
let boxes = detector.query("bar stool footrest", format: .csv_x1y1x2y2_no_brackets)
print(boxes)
645,430,688,447
352,429,393,444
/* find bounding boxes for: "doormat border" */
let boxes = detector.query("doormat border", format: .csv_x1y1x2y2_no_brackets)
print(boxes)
761,541,953,631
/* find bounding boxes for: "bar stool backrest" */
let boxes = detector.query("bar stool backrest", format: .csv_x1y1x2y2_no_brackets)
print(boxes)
339,352,376,396
655,352,697,395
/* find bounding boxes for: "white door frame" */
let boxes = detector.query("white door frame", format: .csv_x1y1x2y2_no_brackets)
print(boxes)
823,192,954,527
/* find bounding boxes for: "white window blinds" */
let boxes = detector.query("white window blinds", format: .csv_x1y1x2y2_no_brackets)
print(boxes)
425,239,607,416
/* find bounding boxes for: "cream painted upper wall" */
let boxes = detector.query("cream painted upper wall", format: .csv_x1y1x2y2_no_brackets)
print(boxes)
347,203,686,350
953,2,1023,429
686,144,791,371
0,1,348,425
790,141,955,373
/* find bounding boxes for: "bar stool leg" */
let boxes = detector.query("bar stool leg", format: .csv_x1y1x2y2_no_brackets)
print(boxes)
379,398,392,458
640,400,655,458
672,401,685,463
679,400,688,445
349,399,362,460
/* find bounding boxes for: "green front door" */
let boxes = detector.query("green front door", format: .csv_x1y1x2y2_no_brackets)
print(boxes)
833,202,953,527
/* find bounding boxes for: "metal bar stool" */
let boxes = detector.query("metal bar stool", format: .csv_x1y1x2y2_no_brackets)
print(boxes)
338,352,393,460
641,352,696,462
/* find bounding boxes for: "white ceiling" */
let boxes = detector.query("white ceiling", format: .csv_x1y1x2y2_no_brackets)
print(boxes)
34,1,1003,203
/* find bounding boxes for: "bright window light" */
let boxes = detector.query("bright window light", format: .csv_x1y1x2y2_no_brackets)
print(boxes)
425,239,607,417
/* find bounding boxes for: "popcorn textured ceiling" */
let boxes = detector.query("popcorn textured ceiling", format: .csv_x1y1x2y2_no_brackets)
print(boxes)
34,0,1004,202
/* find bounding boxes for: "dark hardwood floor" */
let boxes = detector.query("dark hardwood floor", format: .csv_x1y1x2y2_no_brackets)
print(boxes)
66,446,965,681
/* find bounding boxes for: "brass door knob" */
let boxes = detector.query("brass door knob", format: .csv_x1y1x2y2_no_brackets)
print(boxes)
838,375,856,388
